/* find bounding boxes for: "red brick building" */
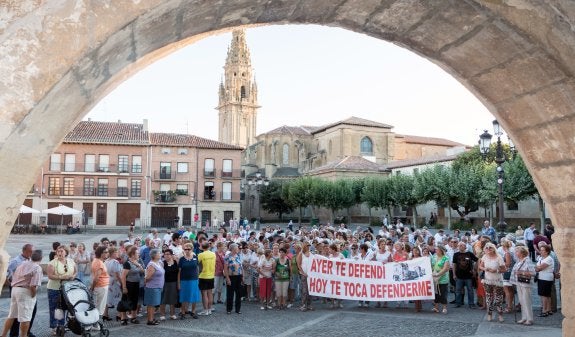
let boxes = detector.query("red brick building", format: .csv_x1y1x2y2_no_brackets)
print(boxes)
27,120,242,228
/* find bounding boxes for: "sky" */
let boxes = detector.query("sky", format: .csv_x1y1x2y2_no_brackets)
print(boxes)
86,25,497,146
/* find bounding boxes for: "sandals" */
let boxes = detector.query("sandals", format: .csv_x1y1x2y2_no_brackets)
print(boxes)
121,319,128,326
432,307,439,313
498,314,504,322
130,318,140,324
147,320,160,325
487,312,492,322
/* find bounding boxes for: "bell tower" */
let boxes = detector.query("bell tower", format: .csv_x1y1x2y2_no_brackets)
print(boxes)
217,29,259,148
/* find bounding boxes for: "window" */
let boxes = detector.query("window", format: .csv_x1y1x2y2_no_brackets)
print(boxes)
222,182,232,200
282,144,289,166
240,86,246,99
131,179,141,197
118,155,129,173
50,154,61,171
83,178,95,196
360,137,373,155
160,184,170,192
161,148,171,154
99,155,109,172
160,162,171,179
132,155,142,173
97,178,108,196
63,178,74,196
204,159,215,177
178,148,188,155
117,179,128,197
507,200,519,211
176,184,188,195
177,162,188,173
48,177,60,195
204,181,215,200
64,154,76,172
85,154,95,172
222,159,232,177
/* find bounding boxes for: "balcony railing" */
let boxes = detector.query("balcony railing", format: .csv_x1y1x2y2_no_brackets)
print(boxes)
201,191,240,201
204,170,216,178
47,187,141,198
153,170,174,180
220,169,241,178
154,192,176,203
48,163,143,174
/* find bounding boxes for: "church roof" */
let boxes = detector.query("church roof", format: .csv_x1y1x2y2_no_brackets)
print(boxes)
64,121,149,145
260,125,312,137
308,156,383,174
311,116,393,134
384,153,459,170
273,167,301,178
150,133,243,150
396,134,465,147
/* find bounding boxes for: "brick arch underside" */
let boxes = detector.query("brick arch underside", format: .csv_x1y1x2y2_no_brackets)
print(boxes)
1,0,575,333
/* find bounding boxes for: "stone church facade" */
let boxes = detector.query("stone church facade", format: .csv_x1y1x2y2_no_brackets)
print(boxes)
218,29,466,184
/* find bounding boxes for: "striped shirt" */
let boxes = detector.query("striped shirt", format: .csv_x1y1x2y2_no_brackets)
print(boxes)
11,260,42,288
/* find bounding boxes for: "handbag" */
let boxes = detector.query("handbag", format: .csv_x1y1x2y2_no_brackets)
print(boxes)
117,294,131,312
517,275,531,283
533,272,539,283
516,260,530,284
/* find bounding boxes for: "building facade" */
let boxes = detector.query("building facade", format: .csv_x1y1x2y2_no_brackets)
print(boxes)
27,120,242,228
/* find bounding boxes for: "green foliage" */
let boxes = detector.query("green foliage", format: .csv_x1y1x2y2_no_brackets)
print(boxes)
413,165,451,208
260,181,293,218
503,156,538,202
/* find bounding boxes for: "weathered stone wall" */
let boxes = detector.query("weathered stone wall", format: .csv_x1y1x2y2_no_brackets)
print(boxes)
1,0,575,333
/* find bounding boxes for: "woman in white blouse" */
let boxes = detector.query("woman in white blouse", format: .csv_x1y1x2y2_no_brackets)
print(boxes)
535,244,554,317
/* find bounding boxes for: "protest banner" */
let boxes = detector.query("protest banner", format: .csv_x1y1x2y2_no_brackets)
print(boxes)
307,256,435,301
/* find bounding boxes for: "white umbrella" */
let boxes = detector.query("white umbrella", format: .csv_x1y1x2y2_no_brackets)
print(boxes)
42,204,82,233
19,205,40,214
43,204,82,215
16,205,40,227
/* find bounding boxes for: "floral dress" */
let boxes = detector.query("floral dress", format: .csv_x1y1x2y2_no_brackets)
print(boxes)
105,258,123,306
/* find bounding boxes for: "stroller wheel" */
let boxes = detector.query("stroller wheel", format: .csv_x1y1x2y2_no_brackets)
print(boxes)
100,329,110,337
56,326,66,337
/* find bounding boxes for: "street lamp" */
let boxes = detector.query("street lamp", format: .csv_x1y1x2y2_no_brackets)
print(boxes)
478,120,515,240
247,172,269,226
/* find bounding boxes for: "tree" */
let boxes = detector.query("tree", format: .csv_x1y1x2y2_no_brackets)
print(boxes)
260,180,293,220
286,177,314,224
413,165,453,228
361,177,392,222
388,174,422,227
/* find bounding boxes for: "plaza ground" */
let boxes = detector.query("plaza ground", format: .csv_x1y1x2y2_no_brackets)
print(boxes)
1,230,562,337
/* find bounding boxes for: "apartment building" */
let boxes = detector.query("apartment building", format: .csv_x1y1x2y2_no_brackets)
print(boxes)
28,120,242,228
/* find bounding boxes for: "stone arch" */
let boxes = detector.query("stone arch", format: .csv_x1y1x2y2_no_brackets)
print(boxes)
2,1,575,332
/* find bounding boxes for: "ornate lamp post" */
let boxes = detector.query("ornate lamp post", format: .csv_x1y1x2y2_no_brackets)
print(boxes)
247,172,269,225
479,120,515,240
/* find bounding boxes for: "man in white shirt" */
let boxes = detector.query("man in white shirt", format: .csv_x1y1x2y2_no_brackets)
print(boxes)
523,222,536,262
434,229,445,245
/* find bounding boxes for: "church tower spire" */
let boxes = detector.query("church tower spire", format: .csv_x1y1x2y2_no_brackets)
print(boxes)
217,29,259,148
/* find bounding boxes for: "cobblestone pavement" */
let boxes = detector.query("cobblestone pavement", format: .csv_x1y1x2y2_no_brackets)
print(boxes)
1,231,563,337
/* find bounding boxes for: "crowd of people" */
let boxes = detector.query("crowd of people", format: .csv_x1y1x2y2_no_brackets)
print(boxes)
1,220,560,336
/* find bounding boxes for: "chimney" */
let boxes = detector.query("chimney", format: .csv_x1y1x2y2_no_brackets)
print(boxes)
87,118,91,121
117,119,121,123
143,119,149,132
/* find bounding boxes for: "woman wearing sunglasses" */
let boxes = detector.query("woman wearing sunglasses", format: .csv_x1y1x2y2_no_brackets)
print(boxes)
46,245,77,336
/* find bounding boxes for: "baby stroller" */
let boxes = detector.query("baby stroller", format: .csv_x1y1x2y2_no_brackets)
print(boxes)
55,279,109,337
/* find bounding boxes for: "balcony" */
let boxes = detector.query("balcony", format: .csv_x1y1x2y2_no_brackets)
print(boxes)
220,169,241,179
48,163,141,174
153,170,175,180
204,170,216,178
201,191,240,202
47,187,141,198
153,190,177,203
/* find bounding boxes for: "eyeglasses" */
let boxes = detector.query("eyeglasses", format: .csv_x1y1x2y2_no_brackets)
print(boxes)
63,264,68,273
183,248,192,251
